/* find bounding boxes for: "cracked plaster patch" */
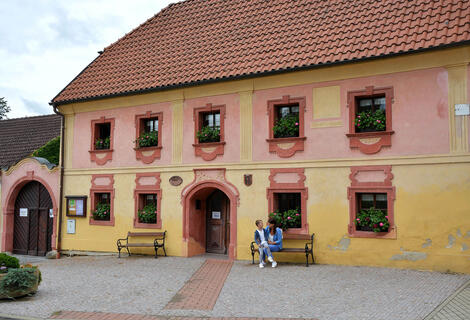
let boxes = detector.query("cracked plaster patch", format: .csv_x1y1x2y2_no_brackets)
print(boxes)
421,239,432,248
327,236,350,251
446,234,456,248
390,248,427,261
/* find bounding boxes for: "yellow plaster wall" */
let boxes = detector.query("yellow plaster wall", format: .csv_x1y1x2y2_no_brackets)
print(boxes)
61,163,470,273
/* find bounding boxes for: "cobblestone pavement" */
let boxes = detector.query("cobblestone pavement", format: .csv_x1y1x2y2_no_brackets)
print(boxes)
0,256,468,320
424,280,470,320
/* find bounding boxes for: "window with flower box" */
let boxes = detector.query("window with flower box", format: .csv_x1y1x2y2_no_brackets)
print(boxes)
267,168,308,236
134,173,162,229
193,104,226,161
348,166,396,239
134,111,163,164
89,117,115,165
89,174,115,226
346,86,394,154
267,95,306,158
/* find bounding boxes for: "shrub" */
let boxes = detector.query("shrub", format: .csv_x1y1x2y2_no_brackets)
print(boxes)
138,203,157,224
92,203,110,221
0,253,20,269
355,208,390,232
273,114,299,138
355,110,386,131
95,137,110,150
196,126,220,143
32,136,60,165
268,209,301,230
0,268,38,294
136,131,158,148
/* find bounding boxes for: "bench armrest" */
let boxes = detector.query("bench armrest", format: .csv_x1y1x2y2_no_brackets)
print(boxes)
117,237,128,247
305,233,314,251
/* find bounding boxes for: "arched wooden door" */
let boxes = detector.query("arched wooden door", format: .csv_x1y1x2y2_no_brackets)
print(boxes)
206,190,230,254
13,181,53,256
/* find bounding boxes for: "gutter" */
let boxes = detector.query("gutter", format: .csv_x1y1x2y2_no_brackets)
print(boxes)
52,106,65,259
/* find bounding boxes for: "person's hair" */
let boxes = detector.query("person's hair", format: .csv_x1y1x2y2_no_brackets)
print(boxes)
268,218,277,234
255,219,263,227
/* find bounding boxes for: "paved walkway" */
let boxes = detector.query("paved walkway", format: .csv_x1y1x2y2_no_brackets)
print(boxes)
0,256,468,320
424,279,470,320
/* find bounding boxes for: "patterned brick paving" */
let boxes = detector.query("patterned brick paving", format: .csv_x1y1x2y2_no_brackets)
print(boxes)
164,259,233,310
49,311,316,320
425,280,470,320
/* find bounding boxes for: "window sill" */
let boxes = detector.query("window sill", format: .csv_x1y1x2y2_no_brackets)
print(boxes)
266,136,306,158
348,224,397,239
89,217,115,226
193,141,225,161
89,149,114,165
346,131,394,154
134,146,162,164
134,220,162,229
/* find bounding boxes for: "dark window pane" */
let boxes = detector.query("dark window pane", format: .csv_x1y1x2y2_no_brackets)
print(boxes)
360,194,374,209
97,193,110,205
276,193,301,213
357,98,373,113
97,123,110,139
276,104,299,120
202,111,220,129
375,193,387,210
144,118,158,132
374,97,386,111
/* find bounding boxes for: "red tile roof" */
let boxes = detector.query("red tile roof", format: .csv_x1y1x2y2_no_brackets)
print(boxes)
0,114,61,168
52,0,470,105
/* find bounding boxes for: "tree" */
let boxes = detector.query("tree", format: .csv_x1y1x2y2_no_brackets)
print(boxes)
0,97,11,120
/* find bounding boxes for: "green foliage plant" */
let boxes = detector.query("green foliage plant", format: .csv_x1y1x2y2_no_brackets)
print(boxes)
273,114,299,138
0,253,20,270
92,203,110,221
0,268,38,296
138,203,157,224
0,97,11,120
355,110,386,132
196,126,220,143
268,208,301,230
136,131,158,148
32,136,60,164
355,207,390,232
95,137,110,150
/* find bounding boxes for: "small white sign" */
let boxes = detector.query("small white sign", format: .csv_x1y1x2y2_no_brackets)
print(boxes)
212,211,221,219
49,209,54,218
455,104,470,116
67,219,76,234
19,208,28,217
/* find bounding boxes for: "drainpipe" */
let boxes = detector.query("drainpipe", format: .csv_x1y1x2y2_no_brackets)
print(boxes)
52,104,65,259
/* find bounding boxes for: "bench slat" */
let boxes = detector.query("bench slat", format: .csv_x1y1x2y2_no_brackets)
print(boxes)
128,232,165,237
281,248,306,252
124,243,155,247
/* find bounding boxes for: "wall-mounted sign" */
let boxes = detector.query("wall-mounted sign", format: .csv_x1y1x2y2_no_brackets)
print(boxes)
67,219,76,234
455,104,470,116
169,176,183,186
49,209,54,218
212,211,221,219
66,196,87,217
19,208,28,217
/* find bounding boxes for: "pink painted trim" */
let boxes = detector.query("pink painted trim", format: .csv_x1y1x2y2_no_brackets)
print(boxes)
347,86,394,154
266,136,306,158
193,141,225,161
134,111,163,164
267,168,309,235
181,169,240,259
347,165,396,239
134,173,162,229
89,116,115,165
1,171,58,252
89,174,115,227
135,146,162,164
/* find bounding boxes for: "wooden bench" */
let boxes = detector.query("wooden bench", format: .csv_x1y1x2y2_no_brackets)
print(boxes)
117,231,166,258
250,233,315,267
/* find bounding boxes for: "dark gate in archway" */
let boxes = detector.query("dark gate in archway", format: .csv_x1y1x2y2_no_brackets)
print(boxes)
13,181,53,256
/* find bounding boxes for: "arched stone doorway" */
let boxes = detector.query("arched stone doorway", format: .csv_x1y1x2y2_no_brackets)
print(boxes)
2,164,58,255
181,169,239,259
13,181,54,255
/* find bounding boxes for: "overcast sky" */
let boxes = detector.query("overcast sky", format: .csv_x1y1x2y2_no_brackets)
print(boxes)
0,0,181,118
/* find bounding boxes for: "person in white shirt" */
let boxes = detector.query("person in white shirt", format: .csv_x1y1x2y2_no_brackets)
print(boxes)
254,219,277,268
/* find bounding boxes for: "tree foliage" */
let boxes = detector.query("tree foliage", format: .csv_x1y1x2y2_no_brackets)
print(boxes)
32,136,60,165
0,97,11,120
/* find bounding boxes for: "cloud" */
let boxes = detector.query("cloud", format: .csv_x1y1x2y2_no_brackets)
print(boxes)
0,0,180,118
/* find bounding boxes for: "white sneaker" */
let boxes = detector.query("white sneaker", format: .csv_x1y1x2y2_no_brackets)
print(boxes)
262,261,266,265
272,261,277,268
267,256,274,263
259,263,265,268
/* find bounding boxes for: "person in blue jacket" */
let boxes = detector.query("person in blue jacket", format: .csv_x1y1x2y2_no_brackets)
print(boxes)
264,217,282,267
254,219,275,268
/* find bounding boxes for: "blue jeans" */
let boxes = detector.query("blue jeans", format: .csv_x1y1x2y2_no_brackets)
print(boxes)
261,244,281,262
